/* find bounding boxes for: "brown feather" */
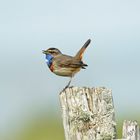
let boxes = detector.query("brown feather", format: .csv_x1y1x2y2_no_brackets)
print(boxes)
75,39,91,60
53,55,87,68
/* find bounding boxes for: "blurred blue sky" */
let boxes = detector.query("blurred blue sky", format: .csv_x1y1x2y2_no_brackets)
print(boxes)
0,0,140,136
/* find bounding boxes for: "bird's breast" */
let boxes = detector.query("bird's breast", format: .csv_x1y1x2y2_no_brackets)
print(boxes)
49,63,54,72
45,54,53,67
52,66,81,77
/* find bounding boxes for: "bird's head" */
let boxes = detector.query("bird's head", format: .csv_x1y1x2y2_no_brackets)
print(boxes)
42,48,62,67
42,48,62,57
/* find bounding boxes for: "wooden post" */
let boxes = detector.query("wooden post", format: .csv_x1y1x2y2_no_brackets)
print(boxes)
122,120,140,140
59,87,117,140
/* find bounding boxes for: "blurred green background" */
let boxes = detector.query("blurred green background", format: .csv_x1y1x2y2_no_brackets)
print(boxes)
0,0,140,140
2,112,140,140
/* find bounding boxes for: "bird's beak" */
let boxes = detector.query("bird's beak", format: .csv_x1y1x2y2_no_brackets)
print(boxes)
42,50,48,54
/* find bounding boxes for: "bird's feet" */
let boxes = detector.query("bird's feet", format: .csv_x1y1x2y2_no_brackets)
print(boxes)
60,85,74,94
61,85,69,93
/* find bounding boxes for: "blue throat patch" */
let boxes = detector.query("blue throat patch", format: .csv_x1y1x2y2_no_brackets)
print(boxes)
45,54,53,67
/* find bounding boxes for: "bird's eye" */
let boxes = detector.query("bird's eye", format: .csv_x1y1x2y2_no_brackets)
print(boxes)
48,50,58,55
48,51,54,54
53,51,58,54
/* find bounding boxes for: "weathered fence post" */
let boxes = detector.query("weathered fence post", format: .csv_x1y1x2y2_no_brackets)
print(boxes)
59,87,117,140
122,120,140,140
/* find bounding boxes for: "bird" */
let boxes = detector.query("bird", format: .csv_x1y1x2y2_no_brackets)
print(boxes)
42,39,91,90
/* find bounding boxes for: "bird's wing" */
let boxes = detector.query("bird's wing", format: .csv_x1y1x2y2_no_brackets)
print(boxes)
53,55,87,68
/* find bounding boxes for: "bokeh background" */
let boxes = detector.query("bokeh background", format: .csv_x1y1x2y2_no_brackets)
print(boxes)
0,0,140,139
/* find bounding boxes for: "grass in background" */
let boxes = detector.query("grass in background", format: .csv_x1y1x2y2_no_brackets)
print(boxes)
4,114,64,140
2,113,140,140
17,117,64,140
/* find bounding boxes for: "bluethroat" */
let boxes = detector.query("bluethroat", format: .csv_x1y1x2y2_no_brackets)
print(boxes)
42,39,91,89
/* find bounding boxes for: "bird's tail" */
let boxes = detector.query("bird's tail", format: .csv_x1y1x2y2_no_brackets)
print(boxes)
75,39,91,60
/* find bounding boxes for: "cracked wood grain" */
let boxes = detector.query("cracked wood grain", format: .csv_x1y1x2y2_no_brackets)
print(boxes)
59,87,117,140
122,120,140,140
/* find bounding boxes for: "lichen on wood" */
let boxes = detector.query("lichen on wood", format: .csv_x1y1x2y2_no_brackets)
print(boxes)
122,120,140,140
59,87,117,140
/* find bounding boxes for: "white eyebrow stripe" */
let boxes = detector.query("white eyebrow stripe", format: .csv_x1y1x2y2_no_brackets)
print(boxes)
48,49,58,53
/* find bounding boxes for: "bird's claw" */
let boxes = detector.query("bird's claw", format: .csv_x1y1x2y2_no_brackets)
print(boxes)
61,85,69,92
